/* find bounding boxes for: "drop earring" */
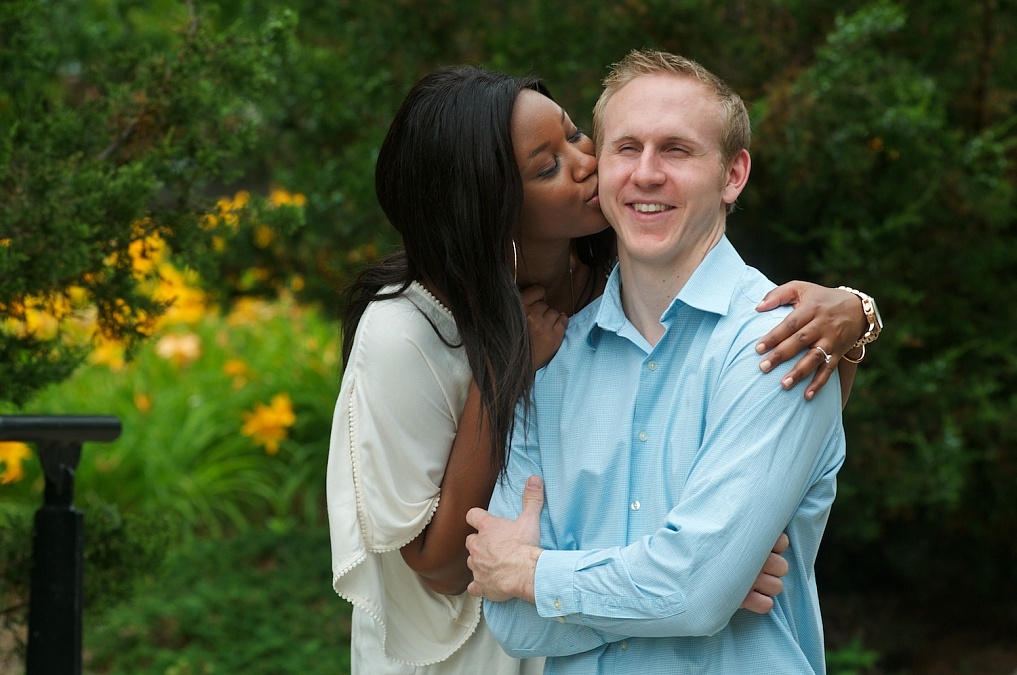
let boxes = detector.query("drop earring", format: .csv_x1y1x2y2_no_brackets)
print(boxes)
512,240,518,284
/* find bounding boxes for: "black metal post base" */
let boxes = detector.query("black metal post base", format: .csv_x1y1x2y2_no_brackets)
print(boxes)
26,506,85,675
0,415,121,675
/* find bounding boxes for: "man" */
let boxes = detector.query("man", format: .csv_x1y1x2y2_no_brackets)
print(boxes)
465,50,847,673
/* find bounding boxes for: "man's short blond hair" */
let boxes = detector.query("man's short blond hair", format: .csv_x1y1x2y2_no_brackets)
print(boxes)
592,49,751,168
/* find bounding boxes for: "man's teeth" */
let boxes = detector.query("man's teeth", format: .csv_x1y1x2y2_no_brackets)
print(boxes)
633,203,670,213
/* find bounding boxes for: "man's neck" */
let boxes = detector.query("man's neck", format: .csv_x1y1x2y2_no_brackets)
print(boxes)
617,230,724,346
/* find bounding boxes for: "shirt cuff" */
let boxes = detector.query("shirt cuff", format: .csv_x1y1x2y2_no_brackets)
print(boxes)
534,549,586,618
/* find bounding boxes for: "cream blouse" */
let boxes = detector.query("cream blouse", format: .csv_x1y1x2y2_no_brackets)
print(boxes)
326,282,481,666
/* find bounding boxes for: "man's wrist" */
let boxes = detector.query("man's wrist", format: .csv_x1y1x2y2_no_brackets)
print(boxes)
519,545,542,604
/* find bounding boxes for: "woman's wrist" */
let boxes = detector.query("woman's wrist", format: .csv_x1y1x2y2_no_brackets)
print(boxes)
842,344,865,364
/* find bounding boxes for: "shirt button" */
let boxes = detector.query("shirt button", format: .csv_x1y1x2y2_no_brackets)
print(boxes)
647,361,657,371
630,500,640,511
638,431,648,442
553,598,561,610
557,616,565,623
621,641,629,651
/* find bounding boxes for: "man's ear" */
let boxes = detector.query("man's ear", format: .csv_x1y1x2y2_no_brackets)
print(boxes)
722,149,751,206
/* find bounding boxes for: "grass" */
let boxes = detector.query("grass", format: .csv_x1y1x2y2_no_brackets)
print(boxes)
83,527,352,675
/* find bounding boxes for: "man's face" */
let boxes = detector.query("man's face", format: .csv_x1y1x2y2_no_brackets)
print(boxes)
597,73,748,272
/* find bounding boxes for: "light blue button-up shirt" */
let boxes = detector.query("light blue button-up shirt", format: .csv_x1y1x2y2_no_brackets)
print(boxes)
485,236,846,674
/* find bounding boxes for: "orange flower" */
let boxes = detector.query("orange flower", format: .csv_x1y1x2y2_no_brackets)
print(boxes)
223,359,249,389
0,442,33,484
134,392,153,413
223,359,248,377
241,393,296,455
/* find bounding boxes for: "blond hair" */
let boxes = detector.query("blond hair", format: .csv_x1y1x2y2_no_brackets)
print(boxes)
592,49,751,167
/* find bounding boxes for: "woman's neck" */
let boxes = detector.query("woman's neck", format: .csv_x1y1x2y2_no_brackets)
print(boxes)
515,239,590,316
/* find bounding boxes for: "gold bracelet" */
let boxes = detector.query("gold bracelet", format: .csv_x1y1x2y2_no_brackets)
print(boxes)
841,345,865,364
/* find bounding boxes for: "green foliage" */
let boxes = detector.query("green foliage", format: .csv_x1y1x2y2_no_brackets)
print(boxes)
83,528,351,675
0,498,175,664
2,293,338,537
743,1,1017,601
0,0,297,405
0,502,33,658
827,637,881,675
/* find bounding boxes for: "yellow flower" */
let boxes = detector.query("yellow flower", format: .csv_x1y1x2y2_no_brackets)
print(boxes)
25,309,60,339
0,442,33,484
2,293,74,340
226,297,277,327
90,335,126,371
127,233,168,279
269,188,307,208
134,392,153,413
203,191,249,230
253,225,274,249
155,332,202,366
151,262,209,327
223,359,248,377
223,359,249,389
241,393,296,455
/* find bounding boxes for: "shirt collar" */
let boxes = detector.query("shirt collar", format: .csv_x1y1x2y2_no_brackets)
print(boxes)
586,235,744,346
665,234,743,320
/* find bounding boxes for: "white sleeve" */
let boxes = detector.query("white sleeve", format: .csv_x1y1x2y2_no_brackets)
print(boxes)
336,295,471,550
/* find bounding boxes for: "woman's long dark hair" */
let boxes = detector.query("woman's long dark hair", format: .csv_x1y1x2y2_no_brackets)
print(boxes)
341,66,550,472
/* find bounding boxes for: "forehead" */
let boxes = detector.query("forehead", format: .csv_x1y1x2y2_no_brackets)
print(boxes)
513,88,560,125
602,73,722,146
511,89,564,158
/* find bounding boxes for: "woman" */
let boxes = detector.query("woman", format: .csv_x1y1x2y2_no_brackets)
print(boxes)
326,66,868,674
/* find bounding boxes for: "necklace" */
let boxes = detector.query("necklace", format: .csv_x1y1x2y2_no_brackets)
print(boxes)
568,262,576,315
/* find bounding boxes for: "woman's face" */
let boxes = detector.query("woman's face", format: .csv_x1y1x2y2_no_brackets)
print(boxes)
511,89,609,245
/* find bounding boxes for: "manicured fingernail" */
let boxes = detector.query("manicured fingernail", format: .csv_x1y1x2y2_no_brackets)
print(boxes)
760,360,771,372
755,342,766,354
782,376,793,389
806,390,815,400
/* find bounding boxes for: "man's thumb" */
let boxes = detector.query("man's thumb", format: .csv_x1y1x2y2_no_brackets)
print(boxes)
520,475,544,520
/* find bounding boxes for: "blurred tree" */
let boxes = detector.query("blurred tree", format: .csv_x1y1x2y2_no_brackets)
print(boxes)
744,1,1017,601
0,0,297,405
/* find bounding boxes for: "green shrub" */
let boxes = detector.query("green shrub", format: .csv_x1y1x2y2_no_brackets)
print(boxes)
2,292,339,538
0,0,299,406
83,527,351,675
0,497,176,666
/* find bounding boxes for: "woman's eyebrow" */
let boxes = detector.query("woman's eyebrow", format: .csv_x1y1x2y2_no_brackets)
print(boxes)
528,142,550,160
526,108,566,160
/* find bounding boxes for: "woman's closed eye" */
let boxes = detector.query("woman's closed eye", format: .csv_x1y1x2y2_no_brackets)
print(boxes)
538,157,560,179
539,129,588,177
